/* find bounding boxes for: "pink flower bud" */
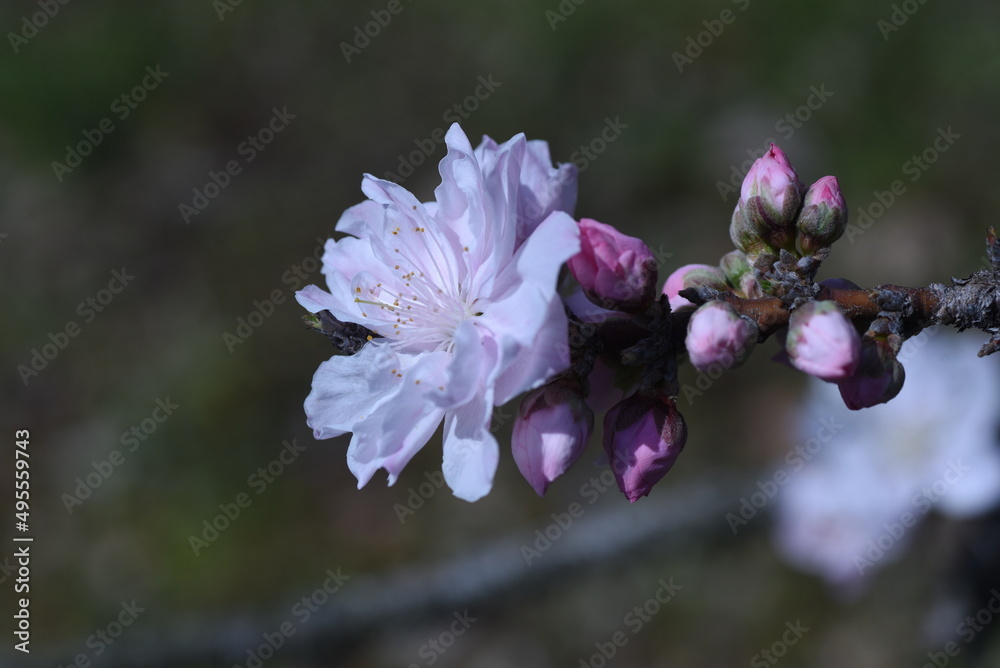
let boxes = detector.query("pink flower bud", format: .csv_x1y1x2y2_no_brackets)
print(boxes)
786,301,861,381
568,218,658,313
662,264,727,310
795,176,848,255
512,382,594,496
735,144,804,253
741,144,801,213
603,392,687,503
685,301,758,371
837,337,905,410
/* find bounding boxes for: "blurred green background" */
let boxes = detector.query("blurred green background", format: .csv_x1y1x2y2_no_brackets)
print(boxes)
4,1,1000,666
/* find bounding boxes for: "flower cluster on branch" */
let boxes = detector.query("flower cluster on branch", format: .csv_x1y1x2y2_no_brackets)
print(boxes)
299,126,1000,503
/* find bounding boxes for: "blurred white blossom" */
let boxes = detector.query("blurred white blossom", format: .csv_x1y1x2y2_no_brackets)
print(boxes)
773,328,1000,590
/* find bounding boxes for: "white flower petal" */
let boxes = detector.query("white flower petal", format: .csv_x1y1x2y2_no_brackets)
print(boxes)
335,199,385,237
347,351,451,487
303,342,403,440
470,131,524,291
518,140,578,240
295,284,356,324
482,211,580,347
361,175,467,294
435,124,488,253
494,210,580,300
493,297,571,405
432,320,491,409
442,389,499,502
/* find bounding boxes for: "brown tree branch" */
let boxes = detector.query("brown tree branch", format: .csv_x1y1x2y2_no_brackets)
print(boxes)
677,228,1000,356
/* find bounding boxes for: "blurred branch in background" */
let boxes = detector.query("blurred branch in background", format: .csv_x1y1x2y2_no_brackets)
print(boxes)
23,475,747,668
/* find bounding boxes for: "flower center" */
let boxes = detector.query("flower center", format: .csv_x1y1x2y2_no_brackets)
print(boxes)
352,228,482,353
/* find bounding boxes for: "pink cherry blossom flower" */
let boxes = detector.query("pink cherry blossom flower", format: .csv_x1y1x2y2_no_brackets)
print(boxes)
475,136,578,244
296,124,580,501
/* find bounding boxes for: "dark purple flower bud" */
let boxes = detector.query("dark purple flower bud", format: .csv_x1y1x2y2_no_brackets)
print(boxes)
837,337,905,410
603,392,687,503
512,381,594,496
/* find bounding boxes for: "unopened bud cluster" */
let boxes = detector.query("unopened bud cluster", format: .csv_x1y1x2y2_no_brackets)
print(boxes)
661,143,912,410
525,142,917,503
729,144,847,269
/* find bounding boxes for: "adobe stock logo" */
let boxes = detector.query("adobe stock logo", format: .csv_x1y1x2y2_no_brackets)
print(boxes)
213,0,244,21
877,0,930,41
545,0,587,31
7,0,73,54
54,600,145,668
725,416,843,534
61,398,179,513
842,126,960,244
187,439,307,556
179,107,296,224
381,75,502,184
750,620,809,667
392,470,447,524
853,459,970,576
16,268,135,385
406,611,477,668
339,0,417,64
51,66,170,182
578,578,682,667
672,0,752,73
232,567,350,668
